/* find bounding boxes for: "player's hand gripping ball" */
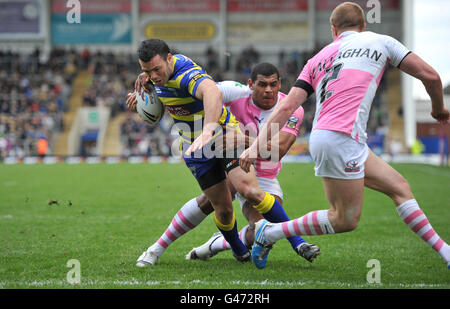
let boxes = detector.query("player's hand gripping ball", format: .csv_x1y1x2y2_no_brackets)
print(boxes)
135,84,164,126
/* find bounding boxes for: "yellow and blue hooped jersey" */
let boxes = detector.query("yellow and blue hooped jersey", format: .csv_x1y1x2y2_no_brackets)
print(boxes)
154,54,239,145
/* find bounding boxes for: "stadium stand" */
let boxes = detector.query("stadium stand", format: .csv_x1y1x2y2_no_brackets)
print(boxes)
0,45,393,159
0,48,77,158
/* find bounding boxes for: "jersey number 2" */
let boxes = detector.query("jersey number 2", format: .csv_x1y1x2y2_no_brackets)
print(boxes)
319,63,343,104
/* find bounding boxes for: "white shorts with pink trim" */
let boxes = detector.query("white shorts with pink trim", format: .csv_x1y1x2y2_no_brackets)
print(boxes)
309,129,369,180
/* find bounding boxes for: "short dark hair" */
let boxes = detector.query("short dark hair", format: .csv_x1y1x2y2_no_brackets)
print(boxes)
250,63,280,82
138,38,170,62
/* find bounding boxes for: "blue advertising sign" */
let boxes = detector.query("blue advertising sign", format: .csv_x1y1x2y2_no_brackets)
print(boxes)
0,0,44,38
51,13,132,44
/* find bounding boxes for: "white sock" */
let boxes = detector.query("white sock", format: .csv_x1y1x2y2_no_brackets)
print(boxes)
152,198,207,257
396,199,449,263
264,210,335,244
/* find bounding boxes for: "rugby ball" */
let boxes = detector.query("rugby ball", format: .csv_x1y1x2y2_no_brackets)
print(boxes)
135,86,164,126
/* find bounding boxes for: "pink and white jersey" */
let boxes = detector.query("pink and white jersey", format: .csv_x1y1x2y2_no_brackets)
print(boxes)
297,31,410,143
217,81,304,178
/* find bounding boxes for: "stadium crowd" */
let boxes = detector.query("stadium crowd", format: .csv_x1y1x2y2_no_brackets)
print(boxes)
0,45,391,159
81,50,137,117
0,48,76,158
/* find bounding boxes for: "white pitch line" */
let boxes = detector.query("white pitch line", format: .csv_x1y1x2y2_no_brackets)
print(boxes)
0,279,448,289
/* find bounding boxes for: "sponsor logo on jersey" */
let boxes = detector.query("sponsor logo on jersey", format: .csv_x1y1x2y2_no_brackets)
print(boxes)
166,105,191,116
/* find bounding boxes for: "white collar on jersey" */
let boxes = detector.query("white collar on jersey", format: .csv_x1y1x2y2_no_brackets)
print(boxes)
338,30,359,39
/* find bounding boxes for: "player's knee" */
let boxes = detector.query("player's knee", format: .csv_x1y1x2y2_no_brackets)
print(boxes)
243,203,264,224
197,194,213,215
400,177,412,197
335,219,359,232
238,183,263,205
346,208,361,231
391,177,414,204
333,208,361,232
215,208,234,225
343,219,359,232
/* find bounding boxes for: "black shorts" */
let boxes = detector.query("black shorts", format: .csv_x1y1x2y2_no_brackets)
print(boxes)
221,155,240,174
195,152,240,191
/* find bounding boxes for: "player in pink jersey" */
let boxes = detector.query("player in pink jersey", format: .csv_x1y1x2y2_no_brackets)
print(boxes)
240,2,450,270
136,63,320,267
186,68,307,261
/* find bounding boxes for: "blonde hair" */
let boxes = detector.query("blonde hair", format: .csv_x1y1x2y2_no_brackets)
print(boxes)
330,2,365,31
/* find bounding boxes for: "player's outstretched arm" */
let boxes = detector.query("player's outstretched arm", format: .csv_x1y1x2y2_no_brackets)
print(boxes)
239,87,308,172
399,53,449,124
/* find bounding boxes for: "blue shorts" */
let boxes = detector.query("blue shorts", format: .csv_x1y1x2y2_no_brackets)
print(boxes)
183,149,240,191
184,155,226,190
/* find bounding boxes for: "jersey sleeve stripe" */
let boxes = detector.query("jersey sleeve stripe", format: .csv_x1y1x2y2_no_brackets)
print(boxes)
189,75,213,96
397,51,412,68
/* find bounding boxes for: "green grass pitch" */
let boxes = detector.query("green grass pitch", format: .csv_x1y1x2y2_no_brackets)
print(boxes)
0,162,449,289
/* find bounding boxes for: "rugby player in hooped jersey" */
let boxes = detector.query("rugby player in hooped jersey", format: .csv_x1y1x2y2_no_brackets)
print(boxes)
132,63,319,266
240,2,450,270
126,38,251,263
126,40,319,267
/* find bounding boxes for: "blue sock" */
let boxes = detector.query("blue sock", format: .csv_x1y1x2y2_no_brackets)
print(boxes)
214,213,248,257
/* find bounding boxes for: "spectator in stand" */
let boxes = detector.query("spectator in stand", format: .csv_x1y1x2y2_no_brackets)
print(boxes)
0,48,77,159
37,137,48,159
